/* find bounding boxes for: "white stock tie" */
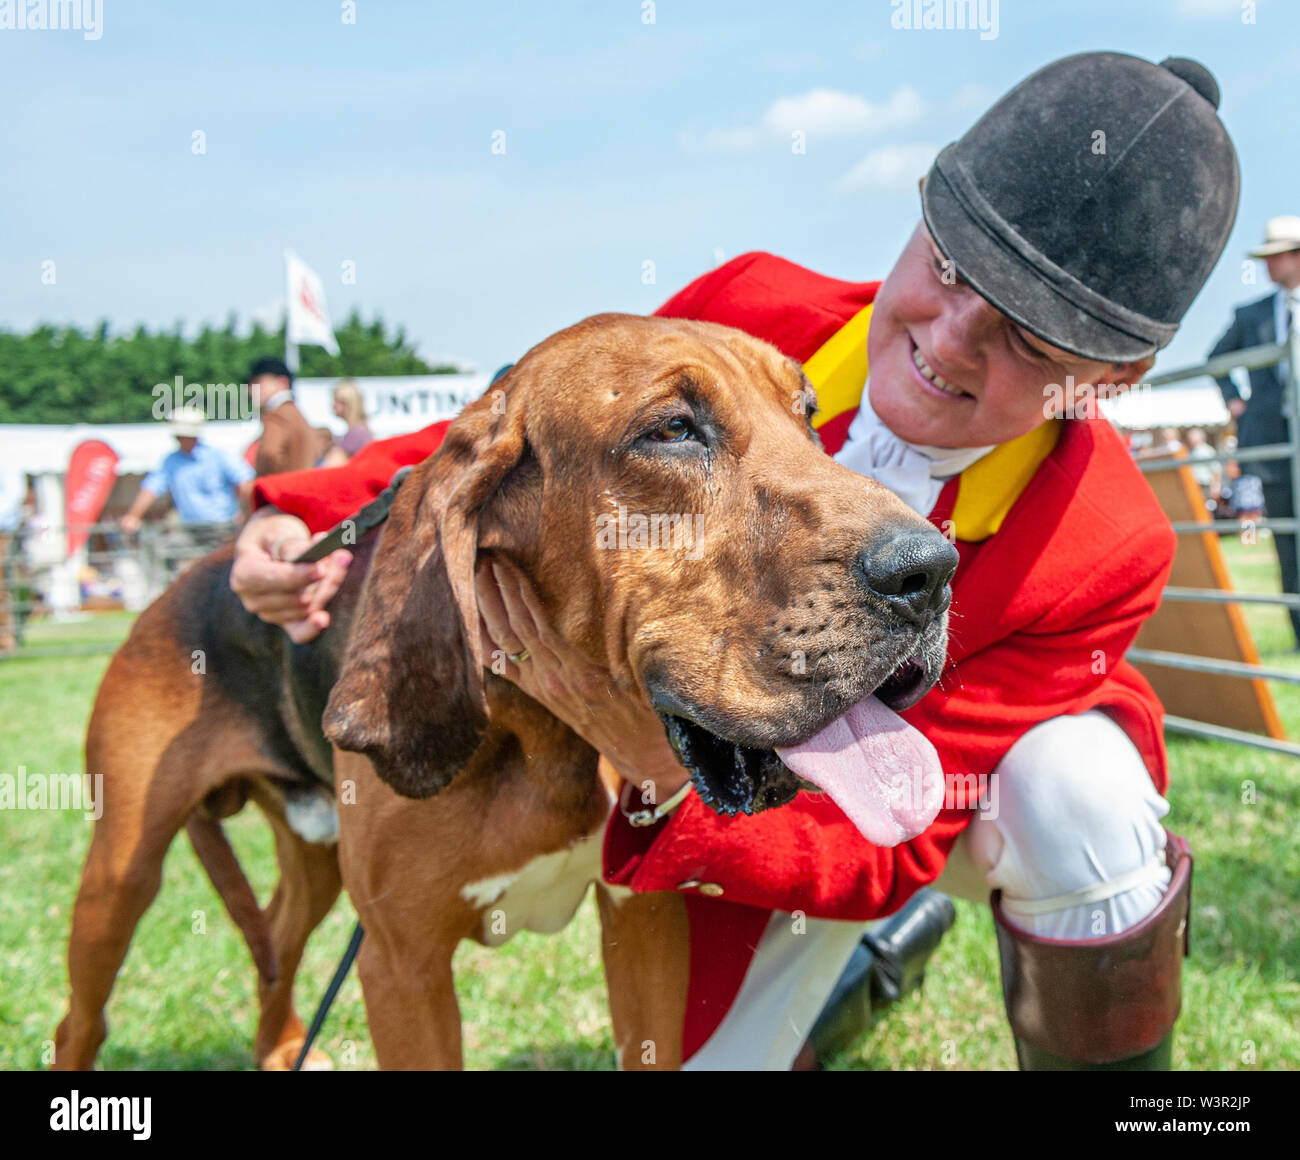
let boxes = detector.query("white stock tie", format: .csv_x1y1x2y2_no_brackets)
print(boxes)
832,382,996,517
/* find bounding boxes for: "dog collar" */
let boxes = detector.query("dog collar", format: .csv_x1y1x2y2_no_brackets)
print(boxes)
619,778,693,827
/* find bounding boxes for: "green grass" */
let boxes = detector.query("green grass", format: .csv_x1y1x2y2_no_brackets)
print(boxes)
1,541,1297,1071
6,609,138,658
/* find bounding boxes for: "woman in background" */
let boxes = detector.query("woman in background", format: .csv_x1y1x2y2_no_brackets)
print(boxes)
332,380,373,458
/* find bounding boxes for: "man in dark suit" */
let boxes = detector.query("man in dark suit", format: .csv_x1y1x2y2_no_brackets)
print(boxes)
1210,215,1300,645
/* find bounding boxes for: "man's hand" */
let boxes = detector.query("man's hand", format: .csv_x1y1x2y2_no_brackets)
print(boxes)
120,488,157,535
1228,398,1247,418
230,507,353,643
475,557,689,804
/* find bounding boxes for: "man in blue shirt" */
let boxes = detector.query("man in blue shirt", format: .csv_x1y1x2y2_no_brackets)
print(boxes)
121,406,254,533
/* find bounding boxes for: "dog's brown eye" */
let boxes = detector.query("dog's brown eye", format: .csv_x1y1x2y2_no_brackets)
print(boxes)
649,417,694,443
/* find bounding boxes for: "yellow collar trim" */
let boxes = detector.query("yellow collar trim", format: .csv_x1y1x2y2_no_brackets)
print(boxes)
800,299,1060,542
950,420,1061,542
804,304,874,428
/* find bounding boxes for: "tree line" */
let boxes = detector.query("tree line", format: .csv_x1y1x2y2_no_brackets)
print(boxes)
0,311,462,424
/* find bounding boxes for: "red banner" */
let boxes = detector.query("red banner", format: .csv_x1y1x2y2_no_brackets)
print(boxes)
65,440,118,558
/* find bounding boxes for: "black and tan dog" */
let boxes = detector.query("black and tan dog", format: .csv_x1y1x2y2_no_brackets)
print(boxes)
55,314,956,1070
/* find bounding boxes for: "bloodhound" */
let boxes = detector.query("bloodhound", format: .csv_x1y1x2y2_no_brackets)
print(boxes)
55,313,956,1070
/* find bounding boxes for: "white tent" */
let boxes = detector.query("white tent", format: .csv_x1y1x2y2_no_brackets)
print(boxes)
1099,381,1230,430
0,373,488,612
0,372,487,478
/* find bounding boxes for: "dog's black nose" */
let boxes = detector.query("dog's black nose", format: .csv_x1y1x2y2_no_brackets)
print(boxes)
856,528,958,624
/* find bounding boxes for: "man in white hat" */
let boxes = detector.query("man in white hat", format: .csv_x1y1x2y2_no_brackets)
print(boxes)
1210,214,1300,646
120,404,255,534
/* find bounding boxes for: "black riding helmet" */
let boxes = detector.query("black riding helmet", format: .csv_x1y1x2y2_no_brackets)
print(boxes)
921,52,1240,364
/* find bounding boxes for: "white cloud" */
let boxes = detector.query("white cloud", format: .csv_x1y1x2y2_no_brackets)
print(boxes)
764,86,923,136
683,86,924,152
833,144,939,193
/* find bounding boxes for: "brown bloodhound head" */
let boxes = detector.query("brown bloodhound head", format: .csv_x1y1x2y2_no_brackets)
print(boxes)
324,314,956,816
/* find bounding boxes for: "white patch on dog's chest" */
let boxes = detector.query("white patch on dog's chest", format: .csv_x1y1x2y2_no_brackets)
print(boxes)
461,871,522,909
284,789,339,845
460,792,633,946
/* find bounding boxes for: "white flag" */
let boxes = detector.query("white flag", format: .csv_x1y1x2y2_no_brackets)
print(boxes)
285,250,340,356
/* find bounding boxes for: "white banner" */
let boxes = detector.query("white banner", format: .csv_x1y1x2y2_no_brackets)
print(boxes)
285,249,340,356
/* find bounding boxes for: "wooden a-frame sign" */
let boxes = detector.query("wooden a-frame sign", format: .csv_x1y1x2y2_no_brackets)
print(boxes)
1131,458,1285,739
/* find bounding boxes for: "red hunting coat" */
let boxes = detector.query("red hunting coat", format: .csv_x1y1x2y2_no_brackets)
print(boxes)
255,254,1176,1057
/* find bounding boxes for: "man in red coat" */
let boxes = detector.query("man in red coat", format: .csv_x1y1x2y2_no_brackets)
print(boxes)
232,52,1238,1069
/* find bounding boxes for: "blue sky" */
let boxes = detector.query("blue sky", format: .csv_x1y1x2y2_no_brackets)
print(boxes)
2,0,1297,377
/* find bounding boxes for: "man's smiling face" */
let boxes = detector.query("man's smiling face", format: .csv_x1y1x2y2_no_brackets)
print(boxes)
866,223,1154,449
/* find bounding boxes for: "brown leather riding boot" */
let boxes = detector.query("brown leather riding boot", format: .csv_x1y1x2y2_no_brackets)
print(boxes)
993,832,1192,1070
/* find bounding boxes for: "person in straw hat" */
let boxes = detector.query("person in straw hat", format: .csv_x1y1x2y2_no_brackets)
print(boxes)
232,52,1238,1070
1211,215,1300,647
121,404,254,534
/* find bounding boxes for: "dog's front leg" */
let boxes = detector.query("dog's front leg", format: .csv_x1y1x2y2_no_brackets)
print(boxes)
595,886,689,1071
336,750,469,1070
355,934,463,1070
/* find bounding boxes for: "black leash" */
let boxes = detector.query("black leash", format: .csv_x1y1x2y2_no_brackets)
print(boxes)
291,920,365,1071
287,465,411,1072
291,464,413,564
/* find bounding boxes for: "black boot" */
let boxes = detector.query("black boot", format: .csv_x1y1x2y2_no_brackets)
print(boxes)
808,888,957,1061
994,831,1192,1070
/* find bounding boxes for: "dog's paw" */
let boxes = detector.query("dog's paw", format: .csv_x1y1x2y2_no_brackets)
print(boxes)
259,1039,334,1071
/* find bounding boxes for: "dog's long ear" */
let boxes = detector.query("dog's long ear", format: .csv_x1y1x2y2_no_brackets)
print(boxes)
323,388,527,798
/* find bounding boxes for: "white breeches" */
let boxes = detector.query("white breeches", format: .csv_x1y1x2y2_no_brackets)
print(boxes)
682,709,1172,1071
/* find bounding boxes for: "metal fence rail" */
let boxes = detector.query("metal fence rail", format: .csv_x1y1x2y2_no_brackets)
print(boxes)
1167,518,1298,532
1126,646,1300,685
1163,716,1300,759
1,519,237,658
1159,587,1300,608
1125,327,1300,759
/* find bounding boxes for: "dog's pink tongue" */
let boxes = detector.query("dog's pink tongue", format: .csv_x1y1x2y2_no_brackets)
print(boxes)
776,695,944,847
